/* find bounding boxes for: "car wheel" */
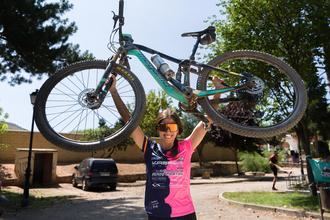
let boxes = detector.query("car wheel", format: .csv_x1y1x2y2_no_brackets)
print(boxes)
82,179,89,191
72,175,78,187
109,183,117,191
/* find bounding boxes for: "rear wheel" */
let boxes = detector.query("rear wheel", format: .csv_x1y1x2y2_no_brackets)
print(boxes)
197,50,307,138
35,60,146,151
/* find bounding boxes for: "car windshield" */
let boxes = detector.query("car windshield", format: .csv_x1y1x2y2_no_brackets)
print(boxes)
91,161,117,173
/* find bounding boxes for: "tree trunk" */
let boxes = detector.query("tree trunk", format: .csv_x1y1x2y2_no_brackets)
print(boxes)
296,121,317,196
322,31,330,94
297,121,311,155
196,145,205,167
232,147,241,175
294,128,305,176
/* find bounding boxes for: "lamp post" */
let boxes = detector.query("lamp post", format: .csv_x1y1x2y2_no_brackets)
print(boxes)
21,89,39,207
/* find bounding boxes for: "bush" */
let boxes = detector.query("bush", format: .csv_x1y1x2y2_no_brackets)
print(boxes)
239,151,271,173
262,148,287,163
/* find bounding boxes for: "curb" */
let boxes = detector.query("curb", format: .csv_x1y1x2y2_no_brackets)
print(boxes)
190,175,286,185
219,192,330,220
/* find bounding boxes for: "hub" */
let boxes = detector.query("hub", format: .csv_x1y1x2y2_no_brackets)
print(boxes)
78,89,101,109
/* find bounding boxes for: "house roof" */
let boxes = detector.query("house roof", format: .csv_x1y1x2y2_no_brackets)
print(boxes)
4,122,27,131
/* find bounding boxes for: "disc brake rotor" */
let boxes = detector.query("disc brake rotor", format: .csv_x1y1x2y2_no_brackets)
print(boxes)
78,89,101,109
244,75,265,95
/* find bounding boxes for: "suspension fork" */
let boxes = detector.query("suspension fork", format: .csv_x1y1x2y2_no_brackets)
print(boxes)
92,52,122,104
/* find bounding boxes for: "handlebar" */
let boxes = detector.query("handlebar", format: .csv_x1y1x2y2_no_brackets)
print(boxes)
117,0,125,44
118,0,124,22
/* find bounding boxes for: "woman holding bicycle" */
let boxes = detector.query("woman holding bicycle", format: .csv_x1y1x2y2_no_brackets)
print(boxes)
110,77,212,220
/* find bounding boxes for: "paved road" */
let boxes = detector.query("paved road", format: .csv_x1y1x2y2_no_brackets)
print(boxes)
2,177,318,220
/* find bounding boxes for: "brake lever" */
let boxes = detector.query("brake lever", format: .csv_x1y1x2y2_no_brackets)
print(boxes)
112,11,119,29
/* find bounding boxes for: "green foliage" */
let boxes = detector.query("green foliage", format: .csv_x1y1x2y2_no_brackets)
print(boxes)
0,0,93,85
223,191,319,211
262,148,287,163
207,0,330,156
140,90,173,137
83,119,134,155
0,107,8,134
176,111,199,138
239,151,270,172
0,107,8,150
82,90,172,154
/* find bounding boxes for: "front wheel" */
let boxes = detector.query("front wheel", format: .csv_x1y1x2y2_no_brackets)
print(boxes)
35,60,146,151
197,50,307,138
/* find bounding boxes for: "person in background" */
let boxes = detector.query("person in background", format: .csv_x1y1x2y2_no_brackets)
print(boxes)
269,151,291,190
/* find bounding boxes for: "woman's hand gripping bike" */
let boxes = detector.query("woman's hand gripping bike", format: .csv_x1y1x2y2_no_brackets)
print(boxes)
34,0,307,151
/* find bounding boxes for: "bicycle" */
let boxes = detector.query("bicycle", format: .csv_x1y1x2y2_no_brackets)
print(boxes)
34,0,307,152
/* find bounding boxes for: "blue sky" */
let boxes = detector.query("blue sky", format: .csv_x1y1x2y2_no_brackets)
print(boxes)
0,0,220,130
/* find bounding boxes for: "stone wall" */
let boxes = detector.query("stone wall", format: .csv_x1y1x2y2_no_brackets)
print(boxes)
0,130,235,164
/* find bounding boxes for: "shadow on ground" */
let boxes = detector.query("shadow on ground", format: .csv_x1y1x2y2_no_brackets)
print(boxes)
2,192,146,220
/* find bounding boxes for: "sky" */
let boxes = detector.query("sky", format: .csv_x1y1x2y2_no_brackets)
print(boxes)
0,0,220,130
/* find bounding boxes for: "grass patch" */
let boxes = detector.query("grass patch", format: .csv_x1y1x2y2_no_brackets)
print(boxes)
1,190,76,212
223,191,319,212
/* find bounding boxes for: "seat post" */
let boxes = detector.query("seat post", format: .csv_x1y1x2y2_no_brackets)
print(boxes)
189,38,201,61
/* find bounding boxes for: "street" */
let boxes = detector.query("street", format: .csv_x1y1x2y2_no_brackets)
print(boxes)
2,178,316,220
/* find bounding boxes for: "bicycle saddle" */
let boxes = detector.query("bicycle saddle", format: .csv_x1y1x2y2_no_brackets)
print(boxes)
181,26,216,45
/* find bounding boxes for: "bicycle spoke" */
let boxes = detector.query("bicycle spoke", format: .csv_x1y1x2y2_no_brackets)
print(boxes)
205,54,299,130
52,87,79,101
42,64,137,142
58,80,81,97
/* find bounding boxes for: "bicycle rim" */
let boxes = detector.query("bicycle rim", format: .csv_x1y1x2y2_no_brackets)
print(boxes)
35,60,145,151
197,50,307,138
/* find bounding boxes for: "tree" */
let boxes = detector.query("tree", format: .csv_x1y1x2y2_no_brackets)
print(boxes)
83,90,172,157
208,0,330,188
0,107,8,131
0,0,93,85
0,107,8,150
208,0,330,153
85,118,134,158
140,90,173,137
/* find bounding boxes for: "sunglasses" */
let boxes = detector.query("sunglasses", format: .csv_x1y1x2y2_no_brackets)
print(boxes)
157,123,178,132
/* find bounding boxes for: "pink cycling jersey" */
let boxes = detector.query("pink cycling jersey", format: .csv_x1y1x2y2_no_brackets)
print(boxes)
142,137,195,218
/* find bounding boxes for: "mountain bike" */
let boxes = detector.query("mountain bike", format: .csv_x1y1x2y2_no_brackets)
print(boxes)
34,0,307,152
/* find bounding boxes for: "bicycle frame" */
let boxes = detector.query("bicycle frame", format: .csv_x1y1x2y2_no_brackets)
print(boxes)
95,36,243,108
128,44,240,106
95,0,244,108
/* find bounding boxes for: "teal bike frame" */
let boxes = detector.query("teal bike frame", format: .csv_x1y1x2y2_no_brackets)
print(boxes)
128,48,236,106
94,32,243,109
123,36,240,107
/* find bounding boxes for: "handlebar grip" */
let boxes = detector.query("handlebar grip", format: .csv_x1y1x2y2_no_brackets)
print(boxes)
119,0,124,18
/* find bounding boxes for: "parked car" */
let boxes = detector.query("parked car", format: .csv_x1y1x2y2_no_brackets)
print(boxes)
72,158,118,191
